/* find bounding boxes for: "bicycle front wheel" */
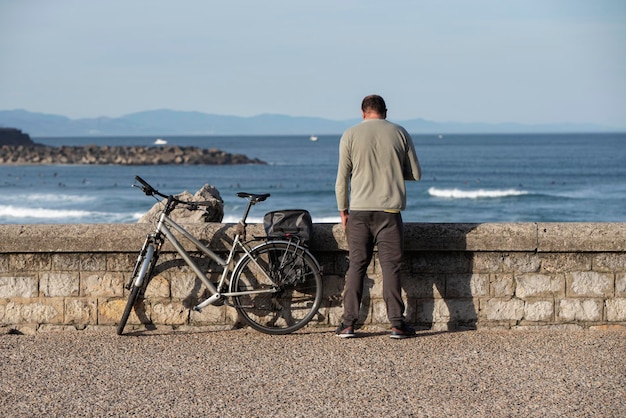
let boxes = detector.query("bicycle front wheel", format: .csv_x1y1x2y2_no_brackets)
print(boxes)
230,241,323,335
117,243,156,335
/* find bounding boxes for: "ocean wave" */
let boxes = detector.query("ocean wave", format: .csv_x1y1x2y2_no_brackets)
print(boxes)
0,205,93,219
0,205,146,223
428,187,529,199
6,193,97,203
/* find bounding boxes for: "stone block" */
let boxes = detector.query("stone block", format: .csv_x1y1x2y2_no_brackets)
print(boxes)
616,273,626,297
484,298,524,321
592,253,626,272
107,253,137,272
9,253,51,272
0,298,63,324
516,273,564,298
99,298,150,326
51,253,81,271
404,223,537,252
472,253,504,273
446,273,488,298
171,273,207,300
40,272,79,297
150,300,189,325
538,223,626,252
371,299,389,324
540,253,591,273
447,299,479,323
605,298,626,321
567,271,613,297
189,304,226,325
558,299,603,322
403,274,445,299
502,253,542,273
410,252,472,274
80,272,124,297
0,254,9,273
415,299,437,323
524,300,554,321
0,276,38,298
64,298,97,324
490,273,514,297
325,305,344,327
80,253,107,271
144,274,170,298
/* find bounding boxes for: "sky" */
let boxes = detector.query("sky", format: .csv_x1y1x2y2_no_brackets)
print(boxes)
1,0,625,129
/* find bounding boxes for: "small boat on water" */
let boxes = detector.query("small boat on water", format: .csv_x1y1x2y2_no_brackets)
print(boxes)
154,138,168,145
309,135,318,142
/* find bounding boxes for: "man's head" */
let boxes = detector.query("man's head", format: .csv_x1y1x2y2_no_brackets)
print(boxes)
361,95,387,119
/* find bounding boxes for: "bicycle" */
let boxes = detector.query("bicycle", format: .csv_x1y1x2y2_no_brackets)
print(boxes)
117,176,323,335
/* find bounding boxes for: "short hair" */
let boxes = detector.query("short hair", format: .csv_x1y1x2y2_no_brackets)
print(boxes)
361,95,387,114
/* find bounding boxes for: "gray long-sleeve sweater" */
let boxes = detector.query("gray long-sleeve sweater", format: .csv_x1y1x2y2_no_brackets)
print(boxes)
335,118,422,212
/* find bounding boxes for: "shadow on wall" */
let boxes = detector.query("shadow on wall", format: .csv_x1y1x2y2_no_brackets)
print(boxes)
403,223,479,331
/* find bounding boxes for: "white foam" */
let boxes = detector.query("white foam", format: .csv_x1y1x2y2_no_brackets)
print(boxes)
0,205,92,219
7,193,96,203
428,187,529,199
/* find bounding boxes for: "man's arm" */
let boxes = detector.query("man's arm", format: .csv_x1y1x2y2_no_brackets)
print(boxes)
335,135,352,212
403,133,422,181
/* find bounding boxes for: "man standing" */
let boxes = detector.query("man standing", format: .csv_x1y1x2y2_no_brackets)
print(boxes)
335,94,422,339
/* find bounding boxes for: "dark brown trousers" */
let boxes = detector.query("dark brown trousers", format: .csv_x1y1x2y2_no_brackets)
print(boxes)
342,211,405,328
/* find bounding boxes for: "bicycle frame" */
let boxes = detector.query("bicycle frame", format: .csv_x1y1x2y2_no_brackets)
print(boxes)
151,210,288,312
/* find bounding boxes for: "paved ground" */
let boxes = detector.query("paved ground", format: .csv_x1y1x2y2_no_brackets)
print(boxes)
1,327,624,417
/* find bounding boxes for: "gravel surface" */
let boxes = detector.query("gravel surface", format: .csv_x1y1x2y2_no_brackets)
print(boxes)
1,327,624,417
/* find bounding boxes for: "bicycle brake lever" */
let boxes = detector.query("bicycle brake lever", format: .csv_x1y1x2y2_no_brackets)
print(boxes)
131,183,154,196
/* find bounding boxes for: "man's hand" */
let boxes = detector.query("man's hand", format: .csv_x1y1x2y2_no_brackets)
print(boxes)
340,210,349,228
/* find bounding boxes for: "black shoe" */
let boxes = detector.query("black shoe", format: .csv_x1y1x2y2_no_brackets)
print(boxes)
390,323,416,339
335,322,356,338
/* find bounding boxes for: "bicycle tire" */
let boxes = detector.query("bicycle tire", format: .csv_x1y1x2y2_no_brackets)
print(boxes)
230,241,322,335
117,244,156,335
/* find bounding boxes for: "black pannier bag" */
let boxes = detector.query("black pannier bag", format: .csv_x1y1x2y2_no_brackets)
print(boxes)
263,209,313,246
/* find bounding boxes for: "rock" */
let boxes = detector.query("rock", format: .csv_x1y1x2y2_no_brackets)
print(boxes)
0,144,266,165
138,184,224,224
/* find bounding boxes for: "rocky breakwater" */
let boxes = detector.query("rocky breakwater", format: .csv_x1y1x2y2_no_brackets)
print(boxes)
0,144,266,165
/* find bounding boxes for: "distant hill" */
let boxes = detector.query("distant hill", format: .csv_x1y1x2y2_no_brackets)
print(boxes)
0,109,618,137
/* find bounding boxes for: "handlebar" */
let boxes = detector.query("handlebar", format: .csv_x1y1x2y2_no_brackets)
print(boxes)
133,175,201,209
134,176,161,197
134,176,270,213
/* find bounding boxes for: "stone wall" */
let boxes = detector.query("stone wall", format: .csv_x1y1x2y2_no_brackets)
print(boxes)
1,223,625,334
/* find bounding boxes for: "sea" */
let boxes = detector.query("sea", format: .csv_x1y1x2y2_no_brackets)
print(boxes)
1,133,625,224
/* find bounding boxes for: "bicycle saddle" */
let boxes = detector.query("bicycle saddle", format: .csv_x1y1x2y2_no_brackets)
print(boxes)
237,192,270,202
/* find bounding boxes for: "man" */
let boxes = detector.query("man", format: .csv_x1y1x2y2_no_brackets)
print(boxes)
335,94,422,339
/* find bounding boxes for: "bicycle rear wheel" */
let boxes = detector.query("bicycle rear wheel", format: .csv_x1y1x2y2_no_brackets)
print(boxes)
230,241,322,335
117,243,157,335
